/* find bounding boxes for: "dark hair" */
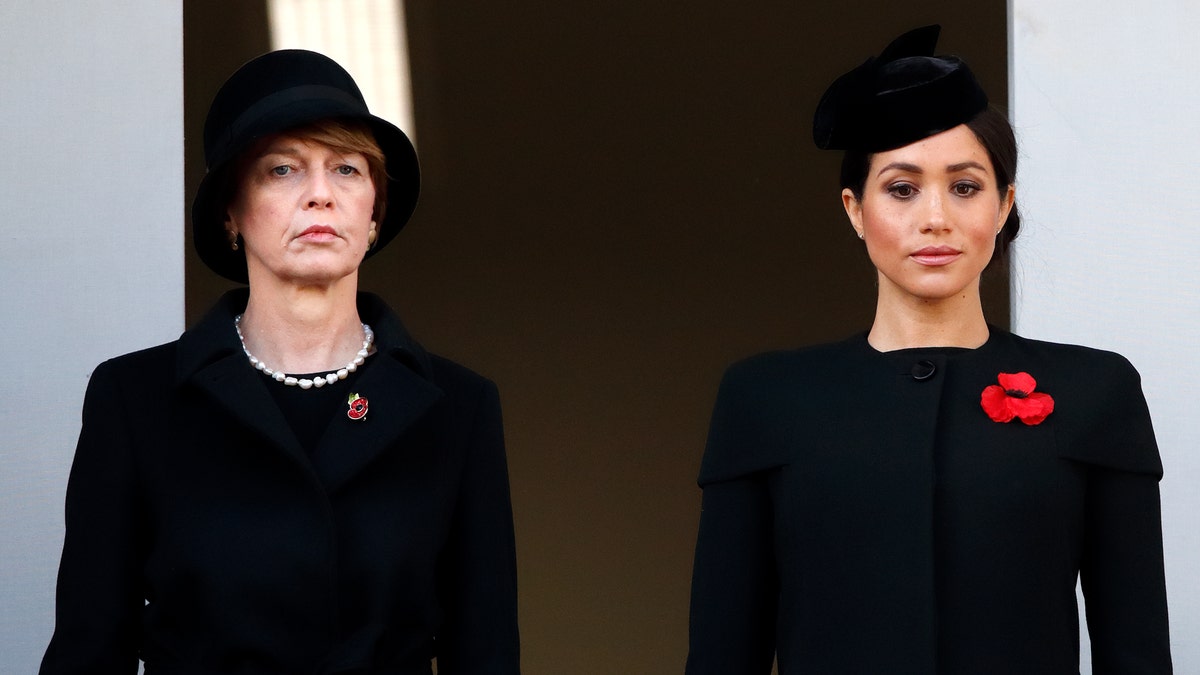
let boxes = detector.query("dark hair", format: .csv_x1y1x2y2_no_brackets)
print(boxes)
839,107,1020,264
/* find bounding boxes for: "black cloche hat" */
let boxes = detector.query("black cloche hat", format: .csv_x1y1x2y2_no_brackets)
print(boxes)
192,49,421,283
812,25,988,152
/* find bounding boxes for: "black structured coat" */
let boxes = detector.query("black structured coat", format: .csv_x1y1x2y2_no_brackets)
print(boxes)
41,290,520,675
686,328,1171,674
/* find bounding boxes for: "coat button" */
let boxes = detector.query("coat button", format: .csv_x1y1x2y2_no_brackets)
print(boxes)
911,360,937,381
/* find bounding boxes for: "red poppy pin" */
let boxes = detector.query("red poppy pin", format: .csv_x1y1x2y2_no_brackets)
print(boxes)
980,372,1054,425
347,393,369,421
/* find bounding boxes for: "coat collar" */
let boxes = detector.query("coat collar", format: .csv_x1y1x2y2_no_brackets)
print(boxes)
174,288,435,385
174,289,444,492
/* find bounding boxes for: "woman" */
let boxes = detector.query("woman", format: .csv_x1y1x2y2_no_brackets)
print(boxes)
41,50,520,674
686,26,1171,674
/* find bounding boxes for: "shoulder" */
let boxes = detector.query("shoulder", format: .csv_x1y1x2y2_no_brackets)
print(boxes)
997,331,1160,475
74,341,181,433
360,293,498,400
88,340,180,391
1003,330,1136,366
718,336,865,396
700,337,864,485
997,330,1144,392
424,353,502,419
427,353,497,394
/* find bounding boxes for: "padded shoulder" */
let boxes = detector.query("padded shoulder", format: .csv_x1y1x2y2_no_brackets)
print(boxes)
698,344,848,486
1029,340,1163,477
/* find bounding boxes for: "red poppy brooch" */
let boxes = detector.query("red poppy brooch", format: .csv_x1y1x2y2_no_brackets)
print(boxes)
347,393,369,421
980,372,1055,425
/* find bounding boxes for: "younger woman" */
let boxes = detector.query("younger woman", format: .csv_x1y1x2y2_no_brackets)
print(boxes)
686,26,1171,674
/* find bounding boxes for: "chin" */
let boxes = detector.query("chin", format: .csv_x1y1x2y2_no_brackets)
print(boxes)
911,282,978,303
298,266,360,285
294,253,365,279
257,262,362,287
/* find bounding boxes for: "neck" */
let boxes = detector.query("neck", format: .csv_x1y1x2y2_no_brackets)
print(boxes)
238,276,366,374
867,282,989,352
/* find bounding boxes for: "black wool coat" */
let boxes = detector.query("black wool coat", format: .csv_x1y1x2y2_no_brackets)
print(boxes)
41,290,520,675
686,328,1171,674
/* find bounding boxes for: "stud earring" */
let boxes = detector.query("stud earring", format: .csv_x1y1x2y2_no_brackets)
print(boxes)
227,230,240,251
857,231,865,240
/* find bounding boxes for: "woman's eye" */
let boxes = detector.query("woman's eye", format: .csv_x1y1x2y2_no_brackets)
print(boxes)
336,165,360,176
270,165,292,176
953,182,980,196
887,183,916,199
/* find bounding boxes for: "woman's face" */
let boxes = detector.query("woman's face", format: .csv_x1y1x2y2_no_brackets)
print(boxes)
842,124,1014,306
226,133,376,287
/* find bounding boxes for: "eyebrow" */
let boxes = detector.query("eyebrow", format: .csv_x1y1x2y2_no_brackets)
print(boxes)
876,160,989,177
876,162,922,177
259,144,303,158
947,161,988,173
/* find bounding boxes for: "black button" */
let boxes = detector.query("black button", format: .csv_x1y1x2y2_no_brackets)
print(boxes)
911,360,937,381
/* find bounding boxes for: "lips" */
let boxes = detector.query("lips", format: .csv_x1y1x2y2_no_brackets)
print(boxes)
297,225,338,241
910,245,961,266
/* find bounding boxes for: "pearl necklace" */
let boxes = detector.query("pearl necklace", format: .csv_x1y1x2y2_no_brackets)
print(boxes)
234,314,373,390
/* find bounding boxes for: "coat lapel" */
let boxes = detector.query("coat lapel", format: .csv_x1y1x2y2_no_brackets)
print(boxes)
174,289,444,490
175,291,310,466
308,349,443,493
308,293,443,493
190,353,309,465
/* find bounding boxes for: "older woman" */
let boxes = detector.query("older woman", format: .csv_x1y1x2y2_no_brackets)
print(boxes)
41,50,520,674
686,26,1171,674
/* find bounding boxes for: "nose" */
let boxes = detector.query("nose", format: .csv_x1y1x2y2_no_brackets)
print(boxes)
921,190,949,233
303,171,335,210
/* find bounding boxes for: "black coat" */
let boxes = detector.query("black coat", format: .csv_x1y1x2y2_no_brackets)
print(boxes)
686,328,1171,674
41,291,520,675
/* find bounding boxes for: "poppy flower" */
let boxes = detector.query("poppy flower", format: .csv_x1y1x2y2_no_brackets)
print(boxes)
347,393,369,421
980,372,1054,425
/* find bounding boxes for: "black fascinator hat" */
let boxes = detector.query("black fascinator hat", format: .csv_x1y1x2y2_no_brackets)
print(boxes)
813,25,988,152
192,49,421,283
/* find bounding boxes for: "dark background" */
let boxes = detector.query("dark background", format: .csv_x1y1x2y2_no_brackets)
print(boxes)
184,3,1008,672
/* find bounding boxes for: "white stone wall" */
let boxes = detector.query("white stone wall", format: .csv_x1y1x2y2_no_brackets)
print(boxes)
0,2,183,672
1010,2,1200,671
